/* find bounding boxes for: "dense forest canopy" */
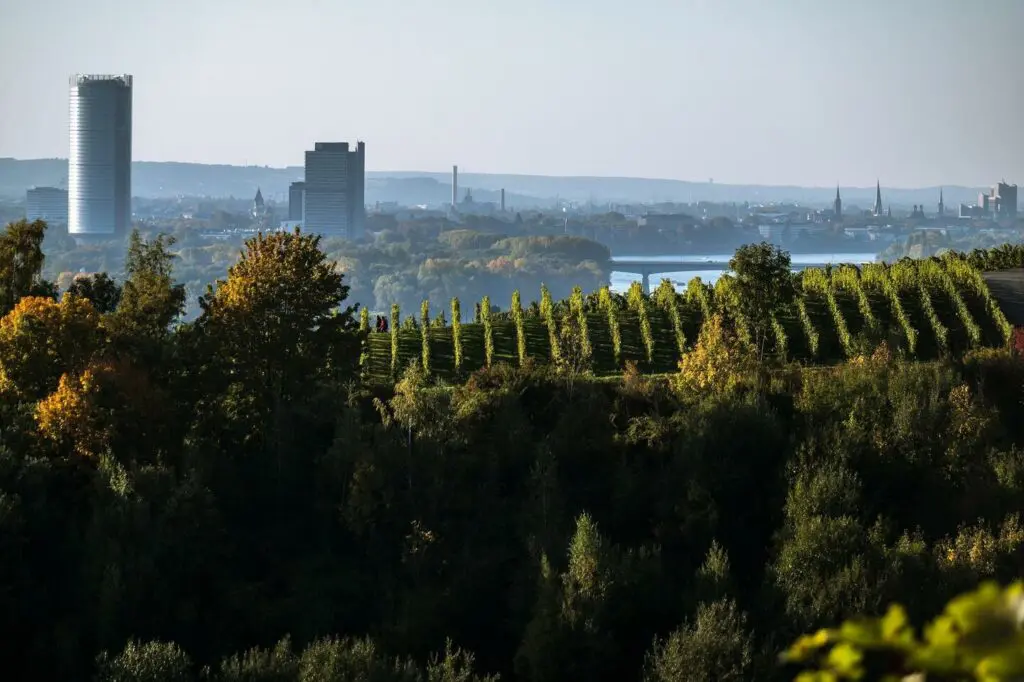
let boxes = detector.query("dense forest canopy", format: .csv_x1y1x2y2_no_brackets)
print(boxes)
4,219,1024,681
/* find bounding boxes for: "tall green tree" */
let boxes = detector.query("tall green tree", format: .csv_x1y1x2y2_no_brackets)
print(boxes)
111,230,185,342
199,228,358,393
0,218,51,315
728,242,794,361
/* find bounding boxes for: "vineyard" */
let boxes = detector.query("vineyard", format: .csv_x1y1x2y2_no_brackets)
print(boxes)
361,254,1015,384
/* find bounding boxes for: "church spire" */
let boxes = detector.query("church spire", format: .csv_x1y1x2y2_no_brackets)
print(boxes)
874,180,883,216
938,187,945,216
834,183,842,219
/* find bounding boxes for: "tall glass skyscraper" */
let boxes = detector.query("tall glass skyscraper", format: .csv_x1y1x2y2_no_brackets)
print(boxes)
68,74,133,238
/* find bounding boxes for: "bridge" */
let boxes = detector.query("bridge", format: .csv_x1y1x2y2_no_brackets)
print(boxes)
611,257,844,294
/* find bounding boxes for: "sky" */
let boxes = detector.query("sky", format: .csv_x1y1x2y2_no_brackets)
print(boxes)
0,0,1021,188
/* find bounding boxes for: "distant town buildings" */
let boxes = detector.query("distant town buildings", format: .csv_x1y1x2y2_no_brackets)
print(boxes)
959,181,1018,219
288,181,305,221
302,142,365,239
68,74,133,238
26,186,69,224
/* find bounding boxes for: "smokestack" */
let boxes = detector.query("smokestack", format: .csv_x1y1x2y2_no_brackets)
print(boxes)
500,188,505,212
452,165,458,208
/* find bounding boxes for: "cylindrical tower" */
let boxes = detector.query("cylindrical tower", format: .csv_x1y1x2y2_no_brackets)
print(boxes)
69,74,133,238
452,165,458,208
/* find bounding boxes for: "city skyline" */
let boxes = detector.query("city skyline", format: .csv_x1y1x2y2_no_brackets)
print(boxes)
1,0,1022,188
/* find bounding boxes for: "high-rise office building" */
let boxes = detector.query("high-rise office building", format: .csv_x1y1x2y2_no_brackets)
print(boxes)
993,182,1018,217
302,142,365,238
68,74,133,238
26,187,69,224
288,181,305,221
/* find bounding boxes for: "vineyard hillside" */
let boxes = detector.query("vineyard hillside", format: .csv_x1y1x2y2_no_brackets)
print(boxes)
362,254,1016,384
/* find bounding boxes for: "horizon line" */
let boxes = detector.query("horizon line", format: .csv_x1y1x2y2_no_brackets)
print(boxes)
0,156,1006,192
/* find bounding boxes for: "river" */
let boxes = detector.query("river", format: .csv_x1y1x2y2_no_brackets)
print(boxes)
609,252,880,293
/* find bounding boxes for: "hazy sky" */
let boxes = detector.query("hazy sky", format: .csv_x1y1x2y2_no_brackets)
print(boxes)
1,0,1021,187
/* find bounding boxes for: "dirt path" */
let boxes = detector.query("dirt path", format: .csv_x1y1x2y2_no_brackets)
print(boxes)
983,270,1024,326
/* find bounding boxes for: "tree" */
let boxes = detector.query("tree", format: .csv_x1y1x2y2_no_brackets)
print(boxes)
111,230,185,342
643,599,753,682
0,218,50,315
672,313,751,396
66,273,123,314
94,639,193,682
198,228,359,407
0,295,103,402
728,242,794,361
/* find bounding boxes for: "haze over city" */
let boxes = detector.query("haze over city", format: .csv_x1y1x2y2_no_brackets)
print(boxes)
1,0,1022,188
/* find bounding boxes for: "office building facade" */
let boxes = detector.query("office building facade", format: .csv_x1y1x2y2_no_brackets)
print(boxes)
993,182,1018,217
302,142,365,238
68,74,133,238
26,187,69,224
288,181,305,221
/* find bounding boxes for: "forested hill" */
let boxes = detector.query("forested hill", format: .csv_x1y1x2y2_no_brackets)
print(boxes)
0,157,986,206
6,222,1024,681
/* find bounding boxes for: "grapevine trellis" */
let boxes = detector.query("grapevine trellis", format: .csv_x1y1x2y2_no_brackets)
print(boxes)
365,256,1015,383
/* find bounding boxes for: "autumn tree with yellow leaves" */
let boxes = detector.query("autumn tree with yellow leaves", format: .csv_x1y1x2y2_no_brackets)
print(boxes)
196,228,360,444
672,313,753,396
0,294,103,402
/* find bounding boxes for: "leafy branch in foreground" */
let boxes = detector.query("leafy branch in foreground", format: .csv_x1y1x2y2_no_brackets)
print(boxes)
783,581,1024,681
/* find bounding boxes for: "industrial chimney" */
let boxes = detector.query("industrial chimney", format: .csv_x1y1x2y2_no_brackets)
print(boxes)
500,188,505,212
452,165,458,208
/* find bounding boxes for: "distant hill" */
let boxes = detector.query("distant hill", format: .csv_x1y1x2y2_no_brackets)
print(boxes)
0,157,991,209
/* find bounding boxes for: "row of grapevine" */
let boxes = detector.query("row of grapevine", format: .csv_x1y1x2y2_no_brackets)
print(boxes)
795,298,820,357
390,303,401,376
714,276,755,351
482,295,494,367
570,286,592,360
451,298,463,372
919,260,981,348
599,286,622,365
890,261,949,354
628,282,654,363
771,314,788,360
421,300,431,374
512,290,527,366
686,276,714,321
831,265,878,332
368,259,1013,381
359,308,370,373
803,268,853,357
942,257,1014,344
653,279,686,356
541,284,561,362
862,263,918,354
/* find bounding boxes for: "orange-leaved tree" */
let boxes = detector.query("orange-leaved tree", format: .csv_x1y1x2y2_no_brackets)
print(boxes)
0,294,104,402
